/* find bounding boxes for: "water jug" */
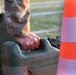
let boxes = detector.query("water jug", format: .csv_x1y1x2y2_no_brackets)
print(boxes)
0,13,15,75
1,39,59,75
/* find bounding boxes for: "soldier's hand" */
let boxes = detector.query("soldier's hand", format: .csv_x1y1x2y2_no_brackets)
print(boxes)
14,32,40,50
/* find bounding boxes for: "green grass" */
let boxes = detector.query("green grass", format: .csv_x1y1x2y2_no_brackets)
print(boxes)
30,13,62,37
30,1,63,37
31,6,63,13
31,0,58,2
31,14,62,31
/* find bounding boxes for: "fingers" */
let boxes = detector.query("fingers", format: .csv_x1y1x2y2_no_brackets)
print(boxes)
21,36,33,50
24,33,40,50
21,42,31,50
30,33,40,50
14,32,40,50
31,37,38,50
36,35,40,48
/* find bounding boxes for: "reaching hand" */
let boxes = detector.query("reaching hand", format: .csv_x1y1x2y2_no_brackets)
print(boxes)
14,32,40,50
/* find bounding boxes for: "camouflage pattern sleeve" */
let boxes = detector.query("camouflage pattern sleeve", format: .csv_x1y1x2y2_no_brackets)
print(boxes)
4,0,30,37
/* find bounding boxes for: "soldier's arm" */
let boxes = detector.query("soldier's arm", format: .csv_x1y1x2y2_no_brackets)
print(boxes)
5,0,30,37
4,0,40,50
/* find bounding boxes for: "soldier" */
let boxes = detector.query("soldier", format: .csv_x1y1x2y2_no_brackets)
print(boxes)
0,1,40,74
4,0,40,50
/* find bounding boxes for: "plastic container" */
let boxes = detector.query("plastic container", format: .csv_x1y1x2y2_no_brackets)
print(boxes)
0,13,15,75
1,39,59,75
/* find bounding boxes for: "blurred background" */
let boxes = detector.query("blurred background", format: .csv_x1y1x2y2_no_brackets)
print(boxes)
0,0,64,38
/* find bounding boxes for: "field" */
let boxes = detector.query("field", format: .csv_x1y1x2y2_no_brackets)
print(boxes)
0,0,64,38
30,0,63,37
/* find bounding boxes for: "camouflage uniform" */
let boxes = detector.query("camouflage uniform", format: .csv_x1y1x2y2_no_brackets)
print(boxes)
5,0,30,37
